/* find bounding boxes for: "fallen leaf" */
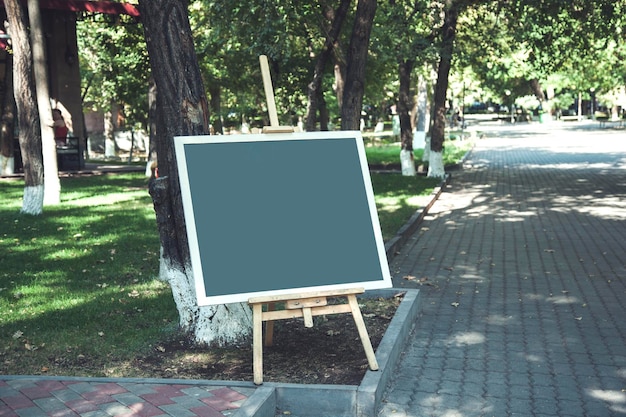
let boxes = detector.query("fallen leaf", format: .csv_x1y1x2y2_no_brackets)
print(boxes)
24,343,38,351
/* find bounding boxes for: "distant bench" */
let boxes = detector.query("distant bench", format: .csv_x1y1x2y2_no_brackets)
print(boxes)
595,112,624,128
56,137,84,170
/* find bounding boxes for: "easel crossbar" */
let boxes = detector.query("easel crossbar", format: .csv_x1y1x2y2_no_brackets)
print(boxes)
261,303,352,321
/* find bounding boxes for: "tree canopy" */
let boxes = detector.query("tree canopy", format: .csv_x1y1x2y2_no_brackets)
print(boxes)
75,0,626,131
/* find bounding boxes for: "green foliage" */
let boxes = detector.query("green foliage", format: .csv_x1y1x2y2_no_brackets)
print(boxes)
455,0,626,107
77,15,150,128
74,0,626,133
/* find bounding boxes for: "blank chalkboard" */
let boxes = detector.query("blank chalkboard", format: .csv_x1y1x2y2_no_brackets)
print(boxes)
174,131,391,306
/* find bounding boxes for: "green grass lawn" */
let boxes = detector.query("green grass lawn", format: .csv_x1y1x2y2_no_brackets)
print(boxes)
0,140,470,376
1,174,177,375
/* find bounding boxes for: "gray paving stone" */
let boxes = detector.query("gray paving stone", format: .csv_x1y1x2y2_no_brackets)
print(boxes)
158,404,199,417
379,129,626,417
15,406,49,417
32,397,66,412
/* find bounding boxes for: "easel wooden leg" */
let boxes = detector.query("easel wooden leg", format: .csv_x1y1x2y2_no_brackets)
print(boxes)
252,303,264,385
265,302,275,347
347,294,379,370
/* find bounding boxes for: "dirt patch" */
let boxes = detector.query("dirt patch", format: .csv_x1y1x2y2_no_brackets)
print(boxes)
126,294,404,385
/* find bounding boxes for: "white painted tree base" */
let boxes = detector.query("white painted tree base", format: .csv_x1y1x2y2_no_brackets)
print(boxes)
422,137,431,165
161,257,252,346
1,155,14,176
400,149,416,176
105,138,116,158
21,185,44,215
427,150,446,178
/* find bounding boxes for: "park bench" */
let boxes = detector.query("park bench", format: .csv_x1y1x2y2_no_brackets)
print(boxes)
594,112,624,129
56,137,84,171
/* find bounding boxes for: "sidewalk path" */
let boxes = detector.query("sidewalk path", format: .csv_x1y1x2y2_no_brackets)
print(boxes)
0,377,255,417
379,123,626,416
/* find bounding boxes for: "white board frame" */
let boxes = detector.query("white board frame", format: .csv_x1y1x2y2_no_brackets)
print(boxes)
174,130,392,306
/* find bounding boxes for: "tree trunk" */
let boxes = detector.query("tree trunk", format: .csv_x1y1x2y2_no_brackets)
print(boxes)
429,1,459,179
145,77,158,178
341,0,377,130
318,93,330,131
208,84,223,134
529,78,546,102
398,59,415,176
104,103,117,157
27,0,60,205
140,0,252,346
0,52,16,176
304,0,350,132
5,0,44,214
334,60,345,113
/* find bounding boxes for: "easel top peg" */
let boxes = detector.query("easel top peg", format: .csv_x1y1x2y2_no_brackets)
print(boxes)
259,55,295,134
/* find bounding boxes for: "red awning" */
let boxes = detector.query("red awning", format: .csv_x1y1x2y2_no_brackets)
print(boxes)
1,0,140,17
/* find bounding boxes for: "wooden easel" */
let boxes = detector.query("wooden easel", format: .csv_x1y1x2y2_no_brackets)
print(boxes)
247,57,378,385
248,288,379,385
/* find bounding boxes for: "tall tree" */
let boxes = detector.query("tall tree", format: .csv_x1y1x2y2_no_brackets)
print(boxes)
429,0,462,178
304,0,350,131
0,52,15,176
139,0,252,346
27,0,60,205
397,59,415,175
341,0,377,130
5,0,44,214
374,0,436,175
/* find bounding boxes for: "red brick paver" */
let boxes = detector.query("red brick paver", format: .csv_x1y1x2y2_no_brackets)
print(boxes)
0,378,255,417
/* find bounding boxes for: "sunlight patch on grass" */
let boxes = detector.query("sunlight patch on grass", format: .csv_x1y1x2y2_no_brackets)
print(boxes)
375,196,404,213
65,190,149,207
